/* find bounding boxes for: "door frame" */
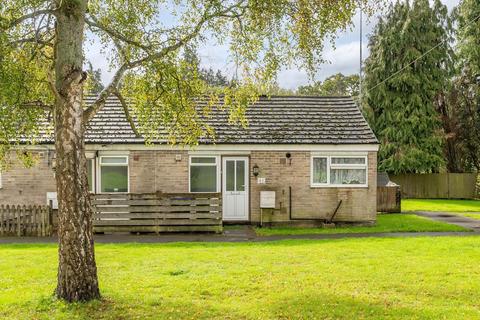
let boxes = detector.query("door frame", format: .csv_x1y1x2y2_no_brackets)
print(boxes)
222,156,250,221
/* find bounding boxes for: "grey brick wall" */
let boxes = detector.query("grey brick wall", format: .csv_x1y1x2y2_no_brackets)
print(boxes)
0,149,377,223
249,151,377,223
0,151,56,205
129,150,189,193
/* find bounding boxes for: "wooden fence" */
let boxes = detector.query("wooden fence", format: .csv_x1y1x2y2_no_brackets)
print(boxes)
377,186,401,213
0,205,52,236
390,173,478,199
92,192,223,233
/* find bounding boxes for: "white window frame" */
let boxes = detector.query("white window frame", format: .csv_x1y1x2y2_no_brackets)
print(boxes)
189,155,221,193
311,156,329,186
87,158,96,193
98,155,130,193
311,154,368,188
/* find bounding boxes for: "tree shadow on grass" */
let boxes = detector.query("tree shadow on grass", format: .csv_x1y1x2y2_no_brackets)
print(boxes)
30,294,249,320
266,291,464,320
6,287,478,320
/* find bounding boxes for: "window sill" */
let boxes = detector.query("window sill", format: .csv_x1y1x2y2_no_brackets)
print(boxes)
310,185,369,189
189,191,220,194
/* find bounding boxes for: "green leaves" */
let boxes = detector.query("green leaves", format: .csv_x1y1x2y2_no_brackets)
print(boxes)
121,51,261,145
445,0,480,171
364,0,452,174
297,73,360,96
2,0,381,156
0,30,52,168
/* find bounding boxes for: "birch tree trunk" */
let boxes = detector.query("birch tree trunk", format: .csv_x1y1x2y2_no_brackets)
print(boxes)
53,0,100,302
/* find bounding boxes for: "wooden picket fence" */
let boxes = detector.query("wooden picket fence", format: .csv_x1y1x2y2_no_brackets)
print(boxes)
92,192,223,233
0,204,53,236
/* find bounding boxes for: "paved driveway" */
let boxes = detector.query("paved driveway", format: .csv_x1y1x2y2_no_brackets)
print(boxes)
414,211,480,232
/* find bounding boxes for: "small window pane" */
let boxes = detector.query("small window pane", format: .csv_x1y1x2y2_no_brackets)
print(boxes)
191,157,216,164
236,161,245,191
87,160,94,192
312,158,327,184
101,166,128,192
331,157,365,165
101,157,128,164
190,166,217,192
226,161,235,191
330,168,366,185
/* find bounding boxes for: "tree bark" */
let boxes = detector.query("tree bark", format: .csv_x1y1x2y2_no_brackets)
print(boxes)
54,0,100,302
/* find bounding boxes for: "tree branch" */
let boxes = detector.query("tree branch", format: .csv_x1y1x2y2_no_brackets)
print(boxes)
22,100,53,112
4,9,55,30
47,68,61,99
9,35,54,47
82,19,208,123
83,1,247,123
114,90,141,137
82,64,129,123
85,16,152,52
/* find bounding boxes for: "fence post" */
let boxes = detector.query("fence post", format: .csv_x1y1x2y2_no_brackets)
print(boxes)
45,204,53,237
41,206,45,237
41,206,46,237
0,205,3,236
28,205,32,236
6,205,10,235
34,206,39,236
35,205,40,236
16,205,20,236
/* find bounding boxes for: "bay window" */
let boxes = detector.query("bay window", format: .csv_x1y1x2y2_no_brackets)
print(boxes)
311,155,368,187
189,156,219,192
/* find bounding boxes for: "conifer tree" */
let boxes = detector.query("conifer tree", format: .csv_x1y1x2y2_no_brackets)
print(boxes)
451,0,480,171
363,0,452,174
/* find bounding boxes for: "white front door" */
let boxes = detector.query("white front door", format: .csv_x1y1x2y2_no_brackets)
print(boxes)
222,157,249,221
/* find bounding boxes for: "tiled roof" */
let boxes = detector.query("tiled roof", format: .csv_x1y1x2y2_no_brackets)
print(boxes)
37,95,378,145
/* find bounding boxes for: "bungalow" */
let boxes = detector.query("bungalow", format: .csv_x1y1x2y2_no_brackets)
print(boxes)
0,95,378,225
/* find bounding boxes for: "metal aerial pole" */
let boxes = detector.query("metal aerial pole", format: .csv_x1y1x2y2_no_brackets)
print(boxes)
359,1,363,103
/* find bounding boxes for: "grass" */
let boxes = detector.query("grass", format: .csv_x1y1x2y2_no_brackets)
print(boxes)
1,238,480,319
254,214,468,236
402,199,480,212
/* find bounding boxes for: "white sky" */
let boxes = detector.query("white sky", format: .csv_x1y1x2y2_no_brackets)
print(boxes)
85,0,460,90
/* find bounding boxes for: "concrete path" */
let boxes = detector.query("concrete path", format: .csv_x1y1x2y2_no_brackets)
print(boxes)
1,230,479,244
2,213,480,244
414,211,480,232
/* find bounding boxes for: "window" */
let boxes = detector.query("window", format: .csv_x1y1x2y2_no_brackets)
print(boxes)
99,156,129,193
189,156,218,192
312,157,328,185
311,155,367,187
87,158,95,193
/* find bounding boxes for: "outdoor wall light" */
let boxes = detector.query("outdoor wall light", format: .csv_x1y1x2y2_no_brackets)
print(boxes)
252,164,260,177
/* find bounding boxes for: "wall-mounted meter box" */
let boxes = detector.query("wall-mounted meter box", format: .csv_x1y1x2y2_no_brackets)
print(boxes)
46,192,58,209
260,191,275,208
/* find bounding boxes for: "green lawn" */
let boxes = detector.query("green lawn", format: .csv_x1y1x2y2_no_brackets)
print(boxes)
402,199,480,212
1,238,480,319
255,214,468,236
